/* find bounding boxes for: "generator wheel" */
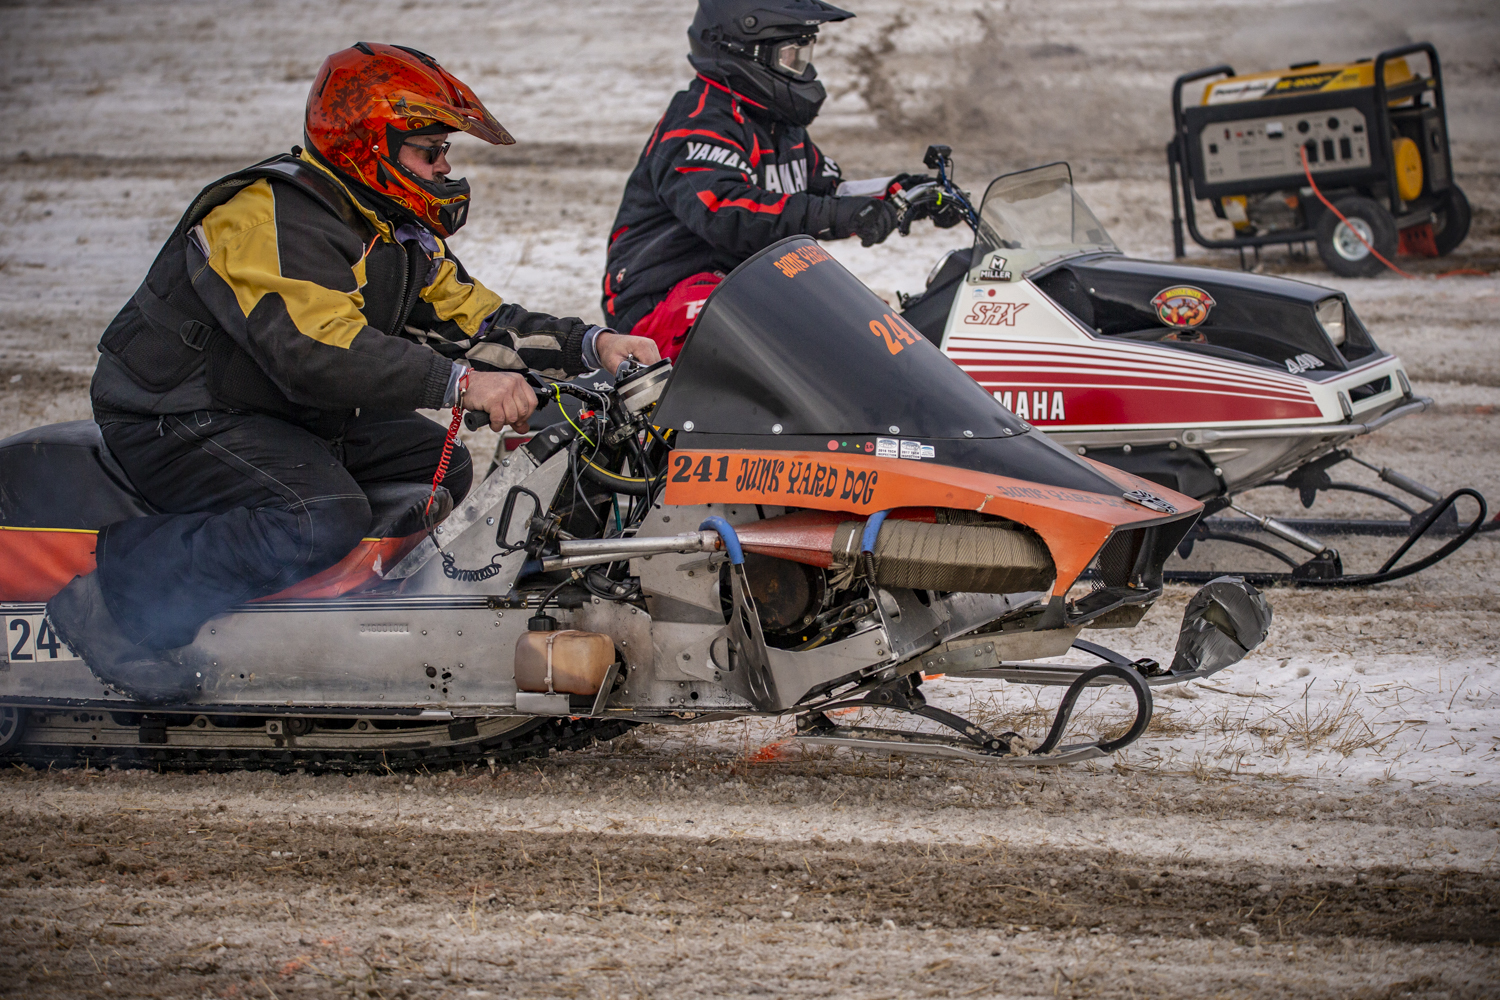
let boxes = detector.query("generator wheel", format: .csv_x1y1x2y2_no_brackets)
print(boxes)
1431,185,1471,256
1315,196,1397,278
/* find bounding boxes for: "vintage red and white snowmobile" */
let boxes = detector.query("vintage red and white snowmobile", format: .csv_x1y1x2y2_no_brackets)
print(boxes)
0,237,1270,771
896,153,1488,585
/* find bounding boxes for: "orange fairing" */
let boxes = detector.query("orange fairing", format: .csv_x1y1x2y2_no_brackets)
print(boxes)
0,527,97,602
0,528,422,604
665,452,1201,595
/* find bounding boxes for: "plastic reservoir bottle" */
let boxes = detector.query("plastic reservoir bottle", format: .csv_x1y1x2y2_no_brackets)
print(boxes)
513,614,616,695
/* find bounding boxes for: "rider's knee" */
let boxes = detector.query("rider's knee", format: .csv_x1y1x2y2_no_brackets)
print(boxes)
301,494,373,571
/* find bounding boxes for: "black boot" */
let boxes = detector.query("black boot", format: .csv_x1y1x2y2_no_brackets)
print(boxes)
45,574,200,705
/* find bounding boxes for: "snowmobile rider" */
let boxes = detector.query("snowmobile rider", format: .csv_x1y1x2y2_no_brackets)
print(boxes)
600,0,964,360
45,42,659,703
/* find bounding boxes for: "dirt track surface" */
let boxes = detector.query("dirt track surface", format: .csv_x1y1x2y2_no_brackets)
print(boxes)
3,756,1498,1000
2,0,1500,996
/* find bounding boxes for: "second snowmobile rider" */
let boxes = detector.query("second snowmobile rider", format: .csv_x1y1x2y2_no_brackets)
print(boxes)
600,0,963,361
46,42,659,703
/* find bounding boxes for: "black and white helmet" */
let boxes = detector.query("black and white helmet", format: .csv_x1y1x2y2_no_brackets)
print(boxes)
687,0,855,127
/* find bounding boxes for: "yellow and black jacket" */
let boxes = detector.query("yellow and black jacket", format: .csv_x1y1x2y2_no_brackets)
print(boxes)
93,150,593,434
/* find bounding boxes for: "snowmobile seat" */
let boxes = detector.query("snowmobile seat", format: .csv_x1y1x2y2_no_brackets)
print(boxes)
0,421,444,603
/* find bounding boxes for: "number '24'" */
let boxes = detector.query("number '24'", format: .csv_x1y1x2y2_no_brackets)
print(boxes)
9,617,64,661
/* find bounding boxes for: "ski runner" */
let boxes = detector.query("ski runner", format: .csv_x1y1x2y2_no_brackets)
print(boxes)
600,0,965,361
45,43,659,703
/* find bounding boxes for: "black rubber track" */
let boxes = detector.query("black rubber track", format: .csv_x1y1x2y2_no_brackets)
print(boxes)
1,717,636,775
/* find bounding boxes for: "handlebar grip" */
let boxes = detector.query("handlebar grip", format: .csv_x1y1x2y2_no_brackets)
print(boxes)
461,386,553,432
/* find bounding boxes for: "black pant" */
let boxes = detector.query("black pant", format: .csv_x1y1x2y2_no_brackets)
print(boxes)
97,410,472,649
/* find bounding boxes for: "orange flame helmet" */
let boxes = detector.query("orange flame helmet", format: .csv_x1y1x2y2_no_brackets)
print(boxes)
305,42,514,236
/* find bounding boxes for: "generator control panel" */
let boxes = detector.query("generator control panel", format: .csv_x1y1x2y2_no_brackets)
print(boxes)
1199,107,1371,185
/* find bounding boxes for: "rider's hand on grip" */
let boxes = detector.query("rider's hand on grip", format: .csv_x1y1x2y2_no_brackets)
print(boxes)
835,196,899,247
898,183,967,235
461,371,543,433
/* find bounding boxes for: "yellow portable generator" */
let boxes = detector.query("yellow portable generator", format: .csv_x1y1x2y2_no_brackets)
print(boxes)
1168,43,1469,276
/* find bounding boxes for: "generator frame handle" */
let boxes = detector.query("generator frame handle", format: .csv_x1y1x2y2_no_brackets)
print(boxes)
1168,64,1235,258
1373,42,1446,217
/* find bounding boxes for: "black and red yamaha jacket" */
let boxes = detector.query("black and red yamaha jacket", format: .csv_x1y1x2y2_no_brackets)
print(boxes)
601,74,845,333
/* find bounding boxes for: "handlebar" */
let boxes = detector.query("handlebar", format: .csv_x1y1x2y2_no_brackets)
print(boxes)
460,378,612,432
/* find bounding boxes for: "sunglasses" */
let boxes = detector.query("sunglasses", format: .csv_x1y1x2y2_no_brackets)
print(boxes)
406,140,451,165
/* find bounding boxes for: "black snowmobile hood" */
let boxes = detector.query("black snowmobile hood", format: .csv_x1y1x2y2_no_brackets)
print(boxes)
1032,253,1384,375
657,236,1129,496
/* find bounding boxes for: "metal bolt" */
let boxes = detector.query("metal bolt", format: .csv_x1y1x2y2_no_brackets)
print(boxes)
486,516,495,525
963,430,973,438
1122,444,1132,454
457,630,462,636
888,425,900,434
684,420,695,432
771,423,783,434
436,527,443,534
501,458,511,467
1213,467,1223,476
1077,446,1087,455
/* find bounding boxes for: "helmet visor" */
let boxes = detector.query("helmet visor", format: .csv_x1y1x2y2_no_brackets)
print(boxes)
772,37,816,77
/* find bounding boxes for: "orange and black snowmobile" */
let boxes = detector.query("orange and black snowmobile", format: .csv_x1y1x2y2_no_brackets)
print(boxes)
0,237,1269,771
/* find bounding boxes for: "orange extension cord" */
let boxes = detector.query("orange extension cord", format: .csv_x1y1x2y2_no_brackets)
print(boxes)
1300,146,1487,280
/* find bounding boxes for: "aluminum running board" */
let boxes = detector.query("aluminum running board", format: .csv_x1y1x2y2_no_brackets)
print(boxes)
792,726,1106,766
945,663,1213,687
924,637,1209,687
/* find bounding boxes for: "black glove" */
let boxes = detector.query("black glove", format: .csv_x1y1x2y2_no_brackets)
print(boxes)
833,196,900,247
897,184,969,235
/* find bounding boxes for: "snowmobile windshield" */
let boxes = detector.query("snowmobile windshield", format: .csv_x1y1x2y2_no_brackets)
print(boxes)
655,237,1028,440
973,162,1118,276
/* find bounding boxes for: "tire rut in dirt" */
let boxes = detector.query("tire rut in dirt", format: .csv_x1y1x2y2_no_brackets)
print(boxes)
8,814,1493,946
1,717,636,774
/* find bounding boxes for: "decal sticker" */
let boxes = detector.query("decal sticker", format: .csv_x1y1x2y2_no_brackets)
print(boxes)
1284,353,1324,374
978,254,1013,281
965,301,1028,326
1151,285,1216,328
992,390,1065,422
897,440,936,460
721,455,881,504
869,311,924,355
875,437,899,458
6,613,80,663
1122,489,1179,514
671,454,733,483
772,244,833,278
